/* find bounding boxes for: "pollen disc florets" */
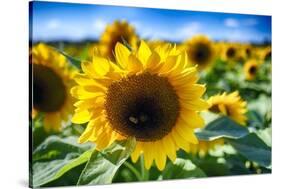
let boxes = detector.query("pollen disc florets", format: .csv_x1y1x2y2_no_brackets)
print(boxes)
104,72,180,141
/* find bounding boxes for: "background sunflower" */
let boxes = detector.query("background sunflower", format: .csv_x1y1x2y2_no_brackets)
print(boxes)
98,20,139,61
31,43,77,132
185,35,216,70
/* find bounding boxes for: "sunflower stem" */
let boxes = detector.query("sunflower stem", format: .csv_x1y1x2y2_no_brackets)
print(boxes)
123,161,142,181
140,155,149,181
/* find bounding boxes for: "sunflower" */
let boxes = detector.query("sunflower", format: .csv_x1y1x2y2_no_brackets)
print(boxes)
189,92,247,156
259,46,271,62
237,44,253,62
98,20,139,61
32,43,76,132
243,59,259,80
221,44,239,63
208,91,247,125
185,35,216,70
243,44,253,59
71,41,209,170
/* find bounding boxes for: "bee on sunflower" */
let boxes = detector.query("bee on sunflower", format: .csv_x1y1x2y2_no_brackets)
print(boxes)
71,41,209,170
31,43,77,132
189,91,247,156
98,20,139,61
244,59,259,80
184,35,216,70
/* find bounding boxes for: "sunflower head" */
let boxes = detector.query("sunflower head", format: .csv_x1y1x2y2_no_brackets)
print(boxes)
208,91,247,125
32,43,77,132
237,44,253,62
244,59,259,80
221,44,240,63
98,20,139,61
259,46,271,62
185,35,216,70
71,40,209,170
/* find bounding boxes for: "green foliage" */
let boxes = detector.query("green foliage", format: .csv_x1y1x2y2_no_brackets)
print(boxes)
77,138,136,185
196,116,249,141
162,158,206,179
228,133,271,168
32,136,93,187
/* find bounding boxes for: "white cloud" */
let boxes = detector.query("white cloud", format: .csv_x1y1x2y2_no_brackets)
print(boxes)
224,18,239,28
92,18,107,34
178,22,201,39
46,19,60,30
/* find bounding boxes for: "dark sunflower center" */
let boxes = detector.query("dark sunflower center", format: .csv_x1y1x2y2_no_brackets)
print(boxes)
209,104,230,115
246,48,251,57
190,43,211,64
33,64,66,112
104,72,180,141
249,66,257,75
226,47,236,58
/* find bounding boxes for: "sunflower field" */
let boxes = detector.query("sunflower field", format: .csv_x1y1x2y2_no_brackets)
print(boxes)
30,20,272,187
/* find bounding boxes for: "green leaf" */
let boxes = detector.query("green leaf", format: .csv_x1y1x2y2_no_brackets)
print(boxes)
55,48,82,69
227,133,271,168
247,110,264,128
33,153,79,187
162,158,206,179
255,127,272,147
248,94,271,117
196,116,249,141
33,136,92,161
42,149,93,186
32,136,94,187
77,137,136,185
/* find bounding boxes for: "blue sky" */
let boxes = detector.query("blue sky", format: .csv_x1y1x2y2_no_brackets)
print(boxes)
30,1,271,43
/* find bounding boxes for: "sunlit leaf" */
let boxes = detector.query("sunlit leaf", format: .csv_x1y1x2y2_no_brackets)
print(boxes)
162,158,206,179
77,137,136,185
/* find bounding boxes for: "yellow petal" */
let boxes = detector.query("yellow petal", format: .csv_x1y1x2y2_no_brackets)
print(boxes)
179,110,205,128
72,109,91,124
177,84,206,99
143,142,154,170
161,135,177,162
115,42,130,69
159,56,178,75
146,51,161,70
154,141,167,171
78,120,95,143
127,54,143,74
180,98,209,111
92,56,110,76
131,143,142,163
175,122,198,144
171,128,190,152
137,40,151,66
71,86,104,100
